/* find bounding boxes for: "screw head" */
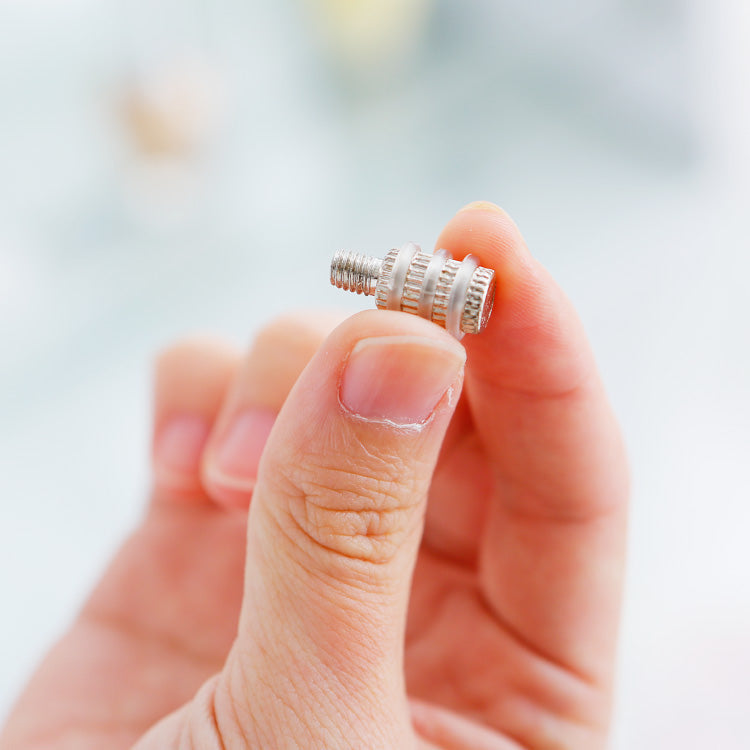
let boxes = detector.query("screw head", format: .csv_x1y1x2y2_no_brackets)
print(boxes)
462,265,496,335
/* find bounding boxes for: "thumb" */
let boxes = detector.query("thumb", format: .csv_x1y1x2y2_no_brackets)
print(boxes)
225,310,465,748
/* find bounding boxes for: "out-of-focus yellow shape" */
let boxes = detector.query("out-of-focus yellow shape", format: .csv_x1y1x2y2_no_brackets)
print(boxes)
121,59,225,158
308,0,433,70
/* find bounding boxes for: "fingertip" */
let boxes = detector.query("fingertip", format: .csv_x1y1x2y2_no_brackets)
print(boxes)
251,310,349,357
151,336,242,504
440,201,532,275
340,333,465,426
153,335,242,429
438,203,592,397
283,309,466,436
154,334,240,379
457,199,507,216
439,203,539,326
443,205,533,324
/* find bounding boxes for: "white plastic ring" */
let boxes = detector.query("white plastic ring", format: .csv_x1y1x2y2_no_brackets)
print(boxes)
418,248,450,321
446,254,479,339
386,242,420,311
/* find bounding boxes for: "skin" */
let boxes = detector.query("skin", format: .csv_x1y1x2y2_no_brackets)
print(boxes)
0,203,628,749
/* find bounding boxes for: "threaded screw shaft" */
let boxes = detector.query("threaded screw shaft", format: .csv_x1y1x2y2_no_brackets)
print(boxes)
330,244,495,339
330,251,383,296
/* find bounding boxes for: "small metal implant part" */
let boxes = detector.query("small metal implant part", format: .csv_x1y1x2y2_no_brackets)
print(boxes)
330,243,496,339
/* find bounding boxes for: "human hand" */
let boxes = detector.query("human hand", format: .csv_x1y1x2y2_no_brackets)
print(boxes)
1,203,628,749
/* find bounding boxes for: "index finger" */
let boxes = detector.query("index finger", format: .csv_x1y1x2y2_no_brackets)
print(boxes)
437,202,629,685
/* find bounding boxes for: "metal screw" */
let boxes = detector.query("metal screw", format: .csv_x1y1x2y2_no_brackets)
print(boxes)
330,243,496,339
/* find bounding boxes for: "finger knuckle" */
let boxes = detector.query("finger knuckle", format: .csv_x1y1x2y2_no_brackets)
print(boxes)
265,436,427,566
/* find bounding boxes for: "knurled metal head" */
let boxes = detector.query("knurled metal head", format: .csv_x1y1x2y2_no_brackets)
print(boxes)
373,244,496,338
461,265,496,335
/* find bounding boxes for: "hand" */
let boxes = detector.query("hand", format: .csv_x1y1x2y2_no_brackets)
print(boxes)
1,203,628,749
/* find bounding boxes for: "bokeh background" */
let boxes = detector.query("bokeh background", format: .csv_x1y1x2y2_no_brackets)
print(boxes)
1,0,748,746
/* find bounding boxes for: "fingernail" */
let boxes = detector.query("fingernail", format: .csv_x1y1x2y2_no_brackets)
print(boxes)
209,408,277,490
458,200,504,214
340,336,465,425
154,415,210,487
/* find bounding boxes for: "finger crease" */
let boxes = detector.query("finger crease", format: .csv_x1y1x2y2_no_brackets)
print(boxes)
475,590,602,691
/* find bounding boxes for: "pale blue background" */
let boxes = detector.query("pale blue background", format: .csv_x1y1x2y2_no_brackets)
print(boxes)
1,1,749,747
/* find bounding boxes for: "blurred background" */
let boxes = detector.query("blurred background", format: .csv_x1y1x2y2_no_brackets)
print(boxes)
0,0,748,746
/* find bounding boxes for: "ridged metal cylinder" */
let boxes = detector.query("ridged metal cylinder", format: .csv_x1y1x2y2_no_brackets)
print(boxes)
330,244,496,338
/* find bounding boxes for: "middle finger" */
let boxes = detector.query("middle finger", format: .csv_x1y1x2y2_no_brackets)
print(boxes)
202,311,345,508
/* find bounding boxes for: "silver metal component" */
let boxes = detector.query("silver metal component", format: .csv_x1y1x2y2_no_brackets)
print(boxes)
384,242,420,311
462,265,495,335
446,254,479,340
330,251,383,295
417,248,449,320
330,244,496,337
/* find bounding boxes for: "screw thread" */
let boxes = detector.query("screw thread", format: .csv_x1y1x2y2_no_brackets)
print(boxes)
330,251,383,296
